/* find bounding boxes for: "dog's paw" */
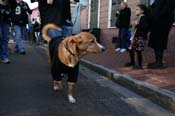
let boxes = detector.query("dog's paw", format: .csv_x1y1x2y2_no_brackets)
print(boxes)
53,85,59,91
53,85,63,91
68,95,76,104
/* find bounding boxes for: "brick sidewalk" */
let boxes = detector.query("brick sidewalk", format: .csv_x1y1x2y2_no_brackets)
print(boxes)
84,27,175,93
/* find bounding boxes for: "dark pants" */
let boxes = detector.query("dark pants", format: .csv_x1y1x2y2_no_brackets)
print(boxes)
129,50,142,66
154,48,164,63
116,28,129,49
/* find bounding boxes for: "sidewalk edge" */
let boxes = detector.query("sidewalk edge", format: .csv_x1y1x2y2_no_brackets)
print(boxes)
80,59,175,113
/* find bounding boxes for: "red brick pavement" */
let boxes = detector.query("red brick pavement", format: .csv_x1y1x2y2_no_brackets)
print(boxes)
84,27,175,93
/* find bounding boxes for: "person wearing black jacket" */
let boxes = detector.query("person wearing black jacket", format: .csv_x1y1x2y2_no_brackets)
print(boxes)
115,2,131,53
0,1,11,64
147,0,175,69
11,0,32,55
38,0,73,38
125,4,149,69
62,0,73,37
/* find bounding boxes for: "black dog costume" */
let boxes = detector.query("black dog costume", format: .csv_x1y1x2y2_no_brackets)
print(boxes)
49,37,79,83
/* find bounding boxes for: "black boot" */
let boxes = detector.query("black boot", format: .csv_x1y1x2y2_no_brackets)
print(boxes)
147,49,164,69
125,50,135,67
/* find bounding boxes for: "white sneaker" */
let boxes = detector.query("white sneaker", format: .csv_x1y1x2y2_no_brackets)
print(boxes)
115,48,121,52
1,58,10,64
120,49,127,53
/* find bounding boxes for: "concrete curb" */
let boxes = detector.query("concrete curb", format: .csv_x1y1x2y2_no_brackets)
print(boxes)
80,59,175,113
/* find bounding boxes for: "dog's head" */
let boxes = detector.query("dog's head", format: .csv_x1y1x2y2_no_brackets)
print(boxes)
65,32,105,57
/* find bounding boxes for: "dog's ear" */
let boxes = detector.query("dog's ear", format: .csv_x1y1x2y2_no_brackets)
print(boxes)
72,35,82,44
67,37,79,56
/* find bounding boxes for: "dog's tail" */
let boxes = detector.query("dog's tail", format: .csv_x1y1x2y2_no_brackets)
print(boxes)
42,24,61,42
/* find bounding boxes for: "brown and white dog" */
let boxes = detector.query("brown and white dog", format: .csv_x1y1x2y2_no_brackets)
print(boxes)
42,24,105,103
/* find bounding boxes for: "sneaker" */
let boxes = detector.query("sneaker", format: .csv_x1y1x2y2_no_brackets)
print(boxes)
115,48,121,52
20,51,26,55
120,49,127,53
1,58,10,64
19,49,26,55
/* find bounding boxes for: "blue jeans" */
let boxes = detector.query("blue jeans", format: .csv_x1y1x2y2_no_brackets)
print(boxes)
34,32,41,44
117,28,129,49
62,26,73,37
13,25,26,52
48,28,63,39
47,26,73,39
0,23,10,59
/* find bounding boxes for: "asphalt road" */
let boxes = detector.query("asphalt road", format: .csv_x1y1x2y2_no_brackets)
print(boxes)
0,43,173,116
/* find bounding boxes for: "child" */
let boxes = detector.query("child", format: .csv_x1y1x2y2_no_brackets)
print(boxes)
125,4,149,69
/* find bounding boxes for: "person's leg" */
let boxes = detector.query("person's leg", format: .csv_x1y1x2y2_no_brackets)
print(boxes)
125,50,135,67
115,29,122,51
13,25,25,54
137,51,142,67
62,26,73,37
36,32,41,45
48,28,63,39
0,24,10,63
21,27,27,40
120,28,128,52
34,32,39,44
147,48,164,68
155,48,164,64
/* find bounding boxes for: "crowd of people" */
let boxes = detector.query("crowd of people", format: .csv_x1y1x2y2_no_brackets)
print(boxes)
0,0,175,70
115,0,175,69
0,0,32,64
0,0,75,64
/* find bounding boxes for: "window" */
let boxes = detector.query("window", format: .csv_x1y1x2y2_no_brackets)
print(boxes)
89,0,99,28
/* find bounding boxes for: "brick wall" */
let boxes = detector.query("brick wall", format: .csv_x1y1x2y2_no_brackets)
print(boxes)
80,0,175,51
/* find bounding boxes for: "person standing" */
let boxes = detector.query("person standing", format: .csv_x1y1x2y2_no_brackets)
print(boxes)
38,0,64,38
33,18,41,45
115,1,131,53
62,0,73,37
125,4,149,69
11,0,32,55
0,1,11,64
147,0,175,68
38,0,74,38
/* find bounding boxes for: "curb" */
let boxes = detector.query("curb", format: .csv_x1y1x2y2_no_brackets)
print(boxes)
80,59,175,113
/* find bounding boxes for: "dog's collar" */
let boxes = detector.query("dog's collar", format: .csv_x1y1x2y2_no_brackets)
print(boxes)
63,43,76,56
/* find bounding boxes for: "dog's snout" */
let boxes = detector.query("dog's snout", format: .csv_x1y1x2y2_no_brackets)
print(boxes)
97,43,105,52
101,47,105,52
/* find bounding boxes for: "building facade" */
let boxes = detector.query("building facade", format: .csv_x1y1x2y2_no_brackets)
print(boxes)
80,0,175,49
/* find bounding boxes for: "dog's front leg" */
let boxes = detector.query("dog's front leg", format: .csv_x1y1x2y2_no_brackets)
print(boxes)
68,82,76,103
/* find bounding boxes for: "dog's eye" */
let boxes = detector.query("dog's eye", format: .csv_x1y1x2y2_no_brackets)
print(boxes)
91,40,95,43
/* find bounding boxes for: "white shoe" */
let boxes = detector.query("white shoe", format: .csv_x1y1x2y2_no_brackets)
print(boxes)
53,85,59,91
120,49,127,53
1,58,10,64
115,48,121,52
68,95,76,104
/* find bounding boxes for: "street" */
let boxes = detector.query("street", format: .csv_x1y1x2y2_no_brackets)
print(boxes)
0,43,173,116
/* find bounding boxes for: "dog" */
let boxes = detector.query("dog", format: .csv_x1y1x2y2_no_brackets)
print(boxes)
42,24,105,103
